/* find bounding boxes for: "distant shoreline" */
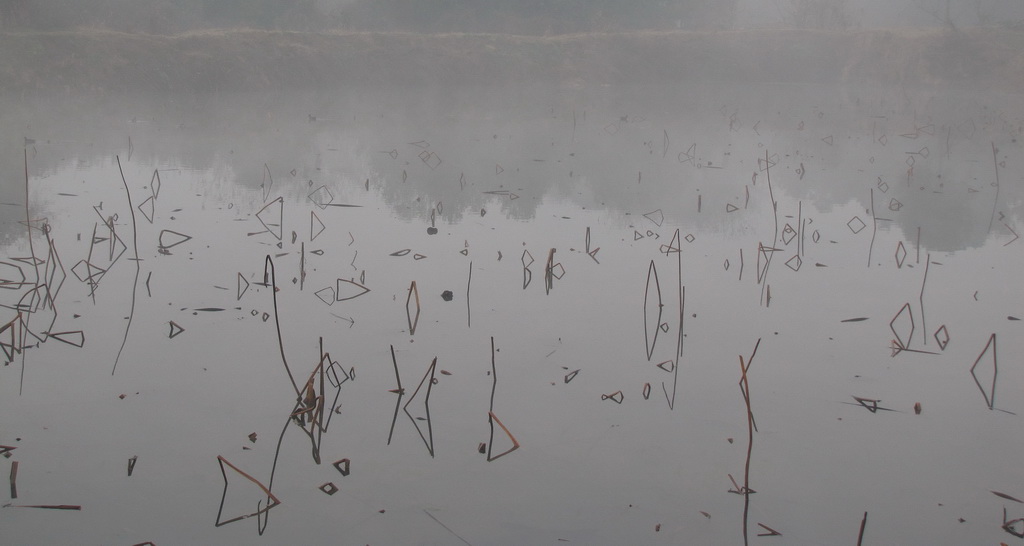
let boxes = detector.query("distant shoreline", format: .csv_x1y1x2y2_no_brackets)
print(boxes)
0,27,1021,96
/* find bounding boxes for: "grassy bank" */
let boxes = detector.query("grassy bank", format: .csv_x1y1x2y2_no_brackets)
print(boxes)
0,27,1022,96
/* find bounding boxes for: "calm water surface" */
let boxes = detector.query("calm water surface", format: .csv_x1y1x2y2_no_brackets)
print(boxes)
1,82,1023,545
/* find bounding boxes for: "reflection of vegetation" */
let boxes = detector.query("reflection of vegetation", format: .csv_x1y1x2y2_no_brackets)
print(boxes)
4,74,1021,254
1,73,1020,253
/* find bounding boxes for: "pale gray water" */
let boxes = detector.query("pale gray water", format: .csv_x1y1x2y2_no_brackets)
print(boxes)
1,81,1023,545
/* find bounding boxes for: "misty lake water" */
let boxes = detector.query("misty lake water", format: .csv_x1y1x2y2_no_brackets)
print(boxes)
1,81,1022,545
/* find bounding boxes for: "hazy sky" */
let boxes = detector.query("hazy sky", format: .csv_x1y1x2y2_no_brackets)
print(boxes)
735,0,1024,29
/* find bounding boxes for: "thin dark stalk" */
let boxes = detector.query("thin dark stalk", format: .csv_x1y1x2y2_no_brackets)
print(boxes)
760,151,778,306
402,357,437,457
4,504,80,510
919,254,930,345
988,141,1000,234
738,338,761,546
257,412,292,535
9,460,17,499
467,261,473,328
111,156,140,376
740,353,753,546
663,230,684,409
23,149,40,285
487,336,497,458
916,227,921,264
765,151,778,247
19,149,37,395
544,248,556,295
867,188,877,268
488,337,497,412
424,509,473,546
857,511,868,545
644,259,663,361
264,256,300,396
797,200,803,257
390,345,403,392
386,344,404,446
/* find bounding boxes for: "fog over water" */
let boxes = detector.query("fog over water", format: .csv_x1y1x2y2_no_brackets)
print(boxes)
1,3,1023,545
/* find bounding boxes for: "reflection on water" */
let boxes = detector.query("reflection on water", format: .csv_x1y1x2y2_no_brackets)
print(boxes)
1,82,1023,544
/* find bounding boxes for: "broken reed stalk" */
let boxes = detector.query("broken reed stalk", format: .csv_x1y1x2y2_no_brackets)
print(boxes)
544,248,555,294
9,461,17,499
466,261,472,328
19,149,35,396
759,150,778,308
487,336,498,458
644,259,662,362
739,353,754,546
857,511,868,545
988,141,1000,234
867,188,877,268
23,150,38,282
488,337,497,414
257,412,294,535
484,337,520,462
389,345,403,393
737,338,760,546
402,357,437,413
765,150,778,247
215,455,281,527
407,280,421,335
4,504,80,510
919,254,930,346
387,345,406,445
486,411,521,462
